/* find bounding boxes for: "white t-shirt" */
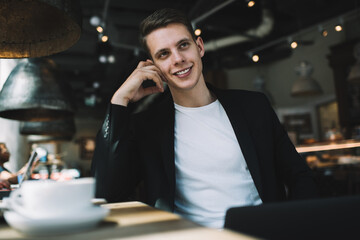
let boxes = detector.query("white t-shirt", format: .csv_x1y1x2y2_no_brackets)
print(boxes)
173,100,262,229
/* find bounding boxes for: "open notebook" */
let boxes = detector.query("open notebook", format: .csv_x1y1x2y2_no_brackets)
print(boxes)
0,151,37,200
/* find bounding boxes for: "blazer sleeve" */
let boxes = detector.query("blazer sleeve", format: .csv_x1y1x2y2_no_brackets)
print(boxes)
267,98,318,199
91,104,142,202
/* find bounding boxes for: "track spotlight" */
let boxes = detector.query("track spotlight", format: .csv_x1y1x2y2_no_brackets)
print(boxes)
288,37,298,49
318,25,328,37
291,41,298,49
335,18,344,32
248,52,259,62
96,26,104,33
101,35,109,42
194,28,202,36
247,1,255,7
252,54,259,62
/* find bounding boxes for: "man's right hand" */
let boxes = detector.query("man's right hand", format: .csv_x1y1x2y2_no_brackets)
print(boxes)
111,60,165,106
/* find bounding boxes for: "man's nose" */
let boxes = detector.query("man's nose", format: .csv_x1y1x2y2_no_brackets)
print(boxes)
172,51,185,64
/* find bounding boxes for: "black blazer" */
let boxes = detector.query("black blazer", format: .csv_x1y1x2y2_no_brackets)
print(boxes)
91,86,317,212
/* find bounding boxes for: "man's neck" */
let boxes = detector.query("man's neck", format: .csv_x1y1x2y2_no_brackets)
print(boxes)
170,80,216,107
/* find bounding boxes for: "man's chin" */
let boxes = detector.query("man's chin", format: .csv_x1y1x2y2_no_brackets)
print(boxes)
168,82,197,92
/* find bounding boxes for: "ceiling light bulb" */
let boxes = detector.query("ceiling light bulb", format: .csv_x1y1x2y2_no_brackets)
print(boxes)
194,28,201,36
321,30,328,37
108,55,116,63
335,17,344,32
101,35,109,42
291,41,298,49
99,55,107,63
335,24,343,32
90,16,101,27
96,26,103,33
318,25,328,37
93,81,100,89
248,1,255,7
252,54,259,62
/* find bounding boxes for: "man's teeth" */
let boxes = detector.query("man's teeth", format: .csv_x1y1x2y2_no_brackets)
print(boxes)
176,68,190,75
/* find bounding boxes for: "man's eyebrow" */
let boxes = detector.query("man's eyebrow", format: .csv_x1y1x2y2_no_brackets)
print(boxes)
154,38,192,57
154,47,168,57
176,37,191,46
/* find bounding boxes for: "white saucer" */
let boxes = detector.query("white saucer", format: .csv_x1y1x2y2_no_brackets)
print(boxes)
4,205,109,236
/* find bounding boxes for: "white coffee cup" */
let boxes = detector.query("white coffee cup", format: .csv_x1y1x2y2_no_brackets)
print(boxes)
8,177,95,219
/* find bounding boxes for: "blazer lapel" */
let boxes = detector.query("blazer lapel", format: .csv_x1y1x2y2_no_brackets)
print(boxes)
215,89,264,199
158,94,176,196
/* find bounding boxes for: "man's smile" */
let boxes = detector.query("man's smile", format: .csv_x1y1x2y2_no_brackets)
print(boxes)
173,66,192,77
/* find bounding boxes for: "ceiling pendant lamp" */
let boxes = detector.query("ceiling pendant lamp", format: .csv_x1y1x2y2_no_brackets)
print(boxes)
291,61,323,97
20,118,76,136
348,42,360,83
20,118,76,142
26,134,73,143
0,0,82,58
0,58,75,121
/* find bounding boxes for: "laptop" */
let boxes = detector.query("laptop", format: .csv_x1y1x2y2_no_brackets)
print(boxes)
0,151,37,200
224,195,360,239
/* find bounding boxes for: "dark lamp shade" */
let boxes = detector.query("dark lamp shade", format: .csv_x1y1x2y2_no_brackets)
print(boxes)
26,135,73,143
20,118,76,142
0,0,82,58
20,118,76,137
291,76,323,97
0,58,75,121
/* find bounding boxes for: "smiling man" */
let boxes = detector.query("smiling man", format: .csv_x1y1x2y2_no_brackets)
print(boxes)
92,8,317,229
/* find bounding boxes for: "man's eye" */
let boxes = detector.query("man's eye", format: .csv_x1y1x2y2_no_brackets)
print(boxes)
159,52,168,58
180,42,189,48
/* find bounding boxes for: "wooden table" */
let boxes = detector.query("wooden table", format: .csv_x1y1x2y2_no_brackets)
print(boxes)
0,201,256,239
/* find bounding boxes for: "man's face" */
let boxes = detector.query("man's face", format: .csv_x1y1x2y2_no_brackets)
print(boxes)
146,23,205,92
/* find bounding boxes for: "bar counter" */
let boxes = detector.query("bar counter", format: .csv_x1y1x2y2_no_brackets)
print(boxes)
0,201,255,239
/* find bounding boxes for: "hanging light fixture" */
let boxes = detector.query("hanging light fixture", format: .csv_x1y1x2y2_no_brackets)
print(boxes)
0,58,75,121
291,61,323,97
20,118,76,142
0,0,82,58
348,42,360,83
27,135,74,143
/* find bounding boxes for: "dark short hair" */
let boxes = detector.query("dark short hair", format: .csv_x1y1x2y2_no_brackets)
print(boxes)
139,8,196,56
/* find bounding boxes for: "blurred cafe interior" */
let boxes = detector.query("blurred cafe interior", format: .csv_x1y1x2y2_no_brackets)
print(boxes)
1,0,360,238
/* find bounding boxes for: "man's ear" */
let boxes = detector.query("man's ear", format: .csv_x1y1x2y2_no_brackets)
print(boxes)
196,37,205,57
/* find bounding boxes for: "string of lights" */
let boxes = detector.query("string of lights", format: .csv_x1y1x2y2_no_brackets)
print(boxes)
244,8,360,63
192,0,256,37
90,0,111,44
